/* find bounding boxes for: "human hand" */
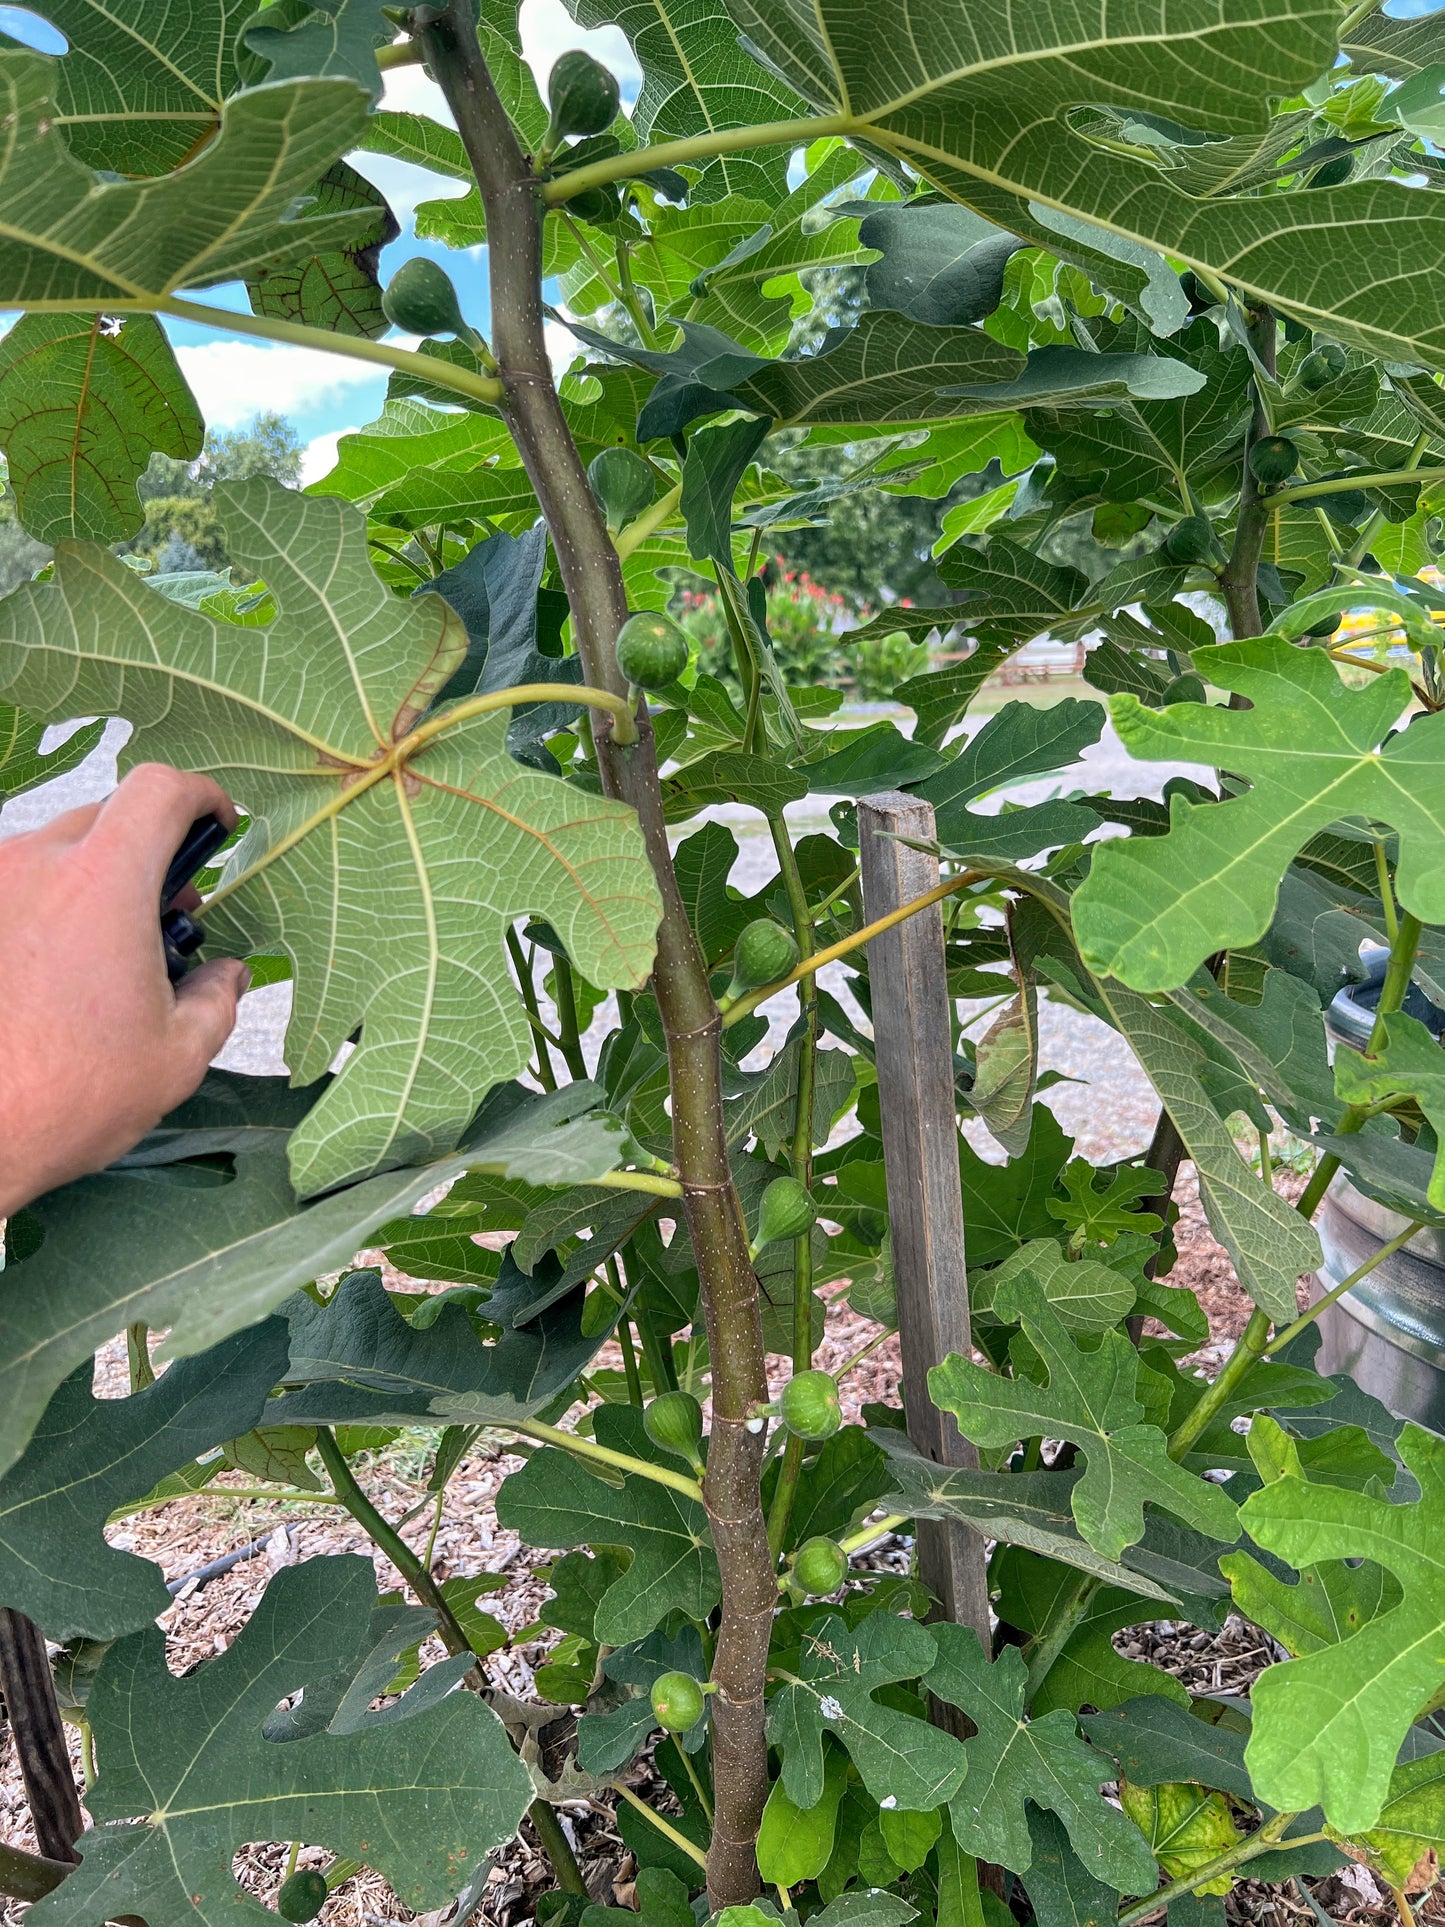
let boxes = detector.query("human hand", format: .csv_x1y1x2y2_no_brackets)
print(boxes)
0,763,251,1216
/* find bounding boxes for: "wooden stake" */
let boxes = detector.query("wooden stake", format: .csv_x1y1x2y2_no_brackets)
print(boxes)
858,794,991,1646
0,1609,82,1862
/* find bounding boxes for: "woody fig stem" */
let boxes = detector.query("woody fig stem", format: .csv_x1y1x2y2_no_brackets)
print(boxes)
419,5,774,1901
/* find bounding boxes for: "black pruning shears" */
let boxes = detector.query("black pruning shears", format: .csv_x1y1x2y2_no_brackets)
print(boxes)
160,813,233,984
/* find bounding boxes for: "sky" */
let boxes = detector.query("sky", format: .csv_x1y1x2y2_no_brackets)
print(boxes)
0,0,642,485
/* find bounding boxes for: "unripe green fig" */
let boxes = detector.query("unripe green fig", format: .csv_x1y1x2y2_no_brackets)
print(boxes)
643,1390,704,1463
779,1369,842,1442
651,1670,707,1733
381,257,472,341
754,1176,817,1251
589,447,656,531
277,1870,328,1923
1248,435,1300,488
724,919,800,1002
1301,611,1339,637
1163,516,1215,566
792,1535,848,1596
545,50,620,145
615,611,689,689
1299,344,1347,390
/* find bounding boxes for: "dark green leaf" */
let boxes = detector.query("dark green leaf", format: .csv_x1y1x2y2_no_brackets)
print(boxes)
496,1406,718,1644
246,159,399,342
28,1556,533,1927
1020,1807,1123,1927
275,1260,615,1425
0,1320,287,1639
930,1273,1239,1560
681,414,771,563
766,1609,966,1811
1081,1698,1253,1802
926,1624,1158,1892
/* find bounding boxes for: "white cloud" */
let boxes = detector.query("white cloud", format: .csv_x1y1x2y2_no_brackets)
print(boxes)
518,0,640,101
380,60,455,124
173,341,384,430
301,427,360,487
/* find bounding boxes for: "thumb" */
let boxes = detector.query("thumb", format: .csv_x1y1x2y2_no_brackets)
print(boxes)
170,958,251,1078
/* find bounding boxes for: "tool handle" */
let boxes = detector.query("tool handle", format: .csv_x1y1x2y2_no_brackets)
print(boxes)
160,812,231,983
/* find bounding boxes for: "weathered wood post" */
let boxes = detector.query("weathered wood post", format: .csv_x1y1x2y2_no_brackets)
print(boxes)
857,793,991,1646
0,1608,83,1861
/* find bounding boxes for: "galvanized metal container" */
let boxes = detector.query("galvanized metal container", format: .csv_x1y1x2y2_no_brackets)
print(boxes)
1315,949,1445,1431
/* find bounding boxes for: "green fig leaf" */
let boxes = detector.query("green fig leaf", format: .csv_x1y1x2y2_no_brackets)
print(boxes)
929,1274,1239,1560
1239,1422,1445,1833
0,478,661,1195
0,1320,288,1640
0,313,203,542
27,1557,533,1927
495,1406,719,1645
925,1624,1158,1892
1073,642,1445,994
765,1609,966,1812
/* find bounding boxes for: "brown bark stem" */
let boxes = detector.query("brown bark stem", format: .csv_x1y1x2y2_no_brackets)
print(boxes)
418,6,774,1901
1217,305,1278,647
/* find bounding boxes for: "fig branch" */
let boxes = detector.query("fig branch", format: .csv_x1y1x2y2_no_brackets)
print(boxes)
416,3,776,1901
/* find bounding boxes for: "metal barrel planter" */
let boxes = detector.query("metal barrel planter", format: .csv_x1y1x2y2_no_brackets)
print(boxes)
1315,947,1445,1433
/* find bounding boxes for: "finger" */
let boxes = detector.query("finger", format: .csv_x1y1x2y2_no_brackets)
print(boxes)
86,765,238,895
168,958,251,1084
18,799,104,849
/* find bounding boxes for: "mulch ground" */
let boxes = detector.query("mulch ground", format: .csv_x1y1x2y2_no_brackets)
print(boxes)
0,1154,1432,1927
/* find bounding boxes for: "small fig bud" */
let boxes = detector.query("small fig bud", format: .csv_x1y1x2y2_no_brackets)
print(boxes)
1163,515,1215,566
792,1535,848,1596
1299,344,1347,390
723,919,800,1004
779,1369,841,1442
545,50,621,146
589,447,656,532
277,1870,329,1923
651,1670,707,1733
753,1176,817,1255
643,1390,704,1465
615,610,689,689
381,257,473,341
1248,435,1300,488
